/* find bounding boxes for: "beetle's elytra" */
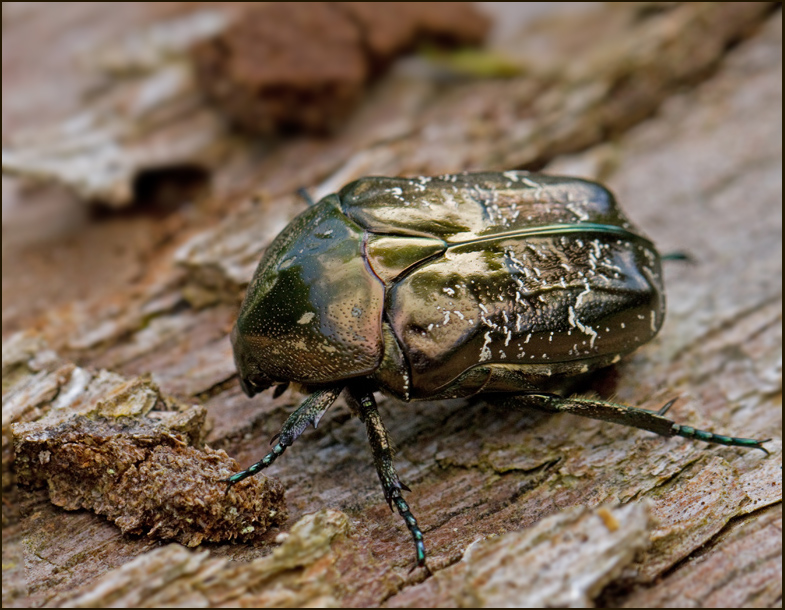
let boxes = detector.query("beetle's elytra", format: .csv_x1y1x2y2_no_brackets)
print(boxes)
228,171,768,568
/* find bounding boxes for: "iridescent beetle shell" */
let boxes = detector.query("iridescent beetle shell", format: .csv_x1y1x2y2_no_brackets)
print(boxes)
232,171,665,399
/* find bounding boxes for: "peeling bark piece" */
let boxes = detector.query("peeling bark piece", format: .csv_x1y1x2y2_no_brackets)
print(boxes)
1,62,226,209
193,2,368,136
192,2,490,135
13,415,287,546
2,337,196,495
5,337,286,544
335,2,490,68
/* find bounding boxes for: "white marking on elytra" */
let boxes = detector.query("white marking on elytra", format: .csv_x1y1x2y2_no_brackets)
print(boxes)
503,171,519,182
612,354,621,363
650,310,657,333
566,202,590,221
387,186,407,205
479,332,493,362
297,312,315,324
575,282,592,308
568,305,598,348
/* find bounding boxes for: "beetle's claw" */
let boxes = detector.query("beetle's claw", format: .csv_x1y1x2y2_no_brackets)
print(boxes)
270,432,280,446
756,439,773,455
409,557,431,574
657,398,678,416
400,481,412,492
220,473,243,494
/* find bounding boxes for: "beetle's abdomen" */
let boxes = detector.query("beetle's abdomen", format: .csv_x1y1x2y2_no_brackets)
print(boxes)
387,231,664,396
233,196,384,385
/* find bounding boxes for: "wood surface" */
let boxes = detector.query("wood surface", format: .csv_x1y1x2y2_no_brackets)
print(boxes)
2,3,781,607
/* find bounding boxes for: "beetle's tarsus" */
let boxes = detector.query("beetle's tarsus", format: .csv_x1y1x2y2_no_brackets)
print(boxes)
227,386,342,484
347,384,428,569
672,424,772,454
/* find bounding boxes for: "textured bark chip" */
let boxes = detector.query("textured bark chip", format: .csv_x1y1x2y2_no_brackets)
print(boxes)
13,415,287,546
192,2,490,134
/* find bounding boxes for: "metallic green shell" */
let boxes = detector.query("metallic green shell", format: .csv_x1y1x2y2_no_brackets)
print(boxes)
233,172,664,399
340,172,664,398
233,195,384,386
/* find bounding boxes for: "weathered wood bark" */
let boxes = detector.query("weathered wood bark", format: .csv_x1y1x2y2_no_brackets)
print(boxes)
3,3,781,608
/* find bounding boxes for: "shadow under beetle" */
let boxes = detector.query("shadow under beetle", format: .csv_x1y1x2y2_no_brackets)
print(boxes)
227,171,769,568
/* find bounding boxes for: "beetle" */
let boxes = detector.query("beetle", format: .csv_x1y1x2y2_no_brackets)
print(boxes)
227,171,768,568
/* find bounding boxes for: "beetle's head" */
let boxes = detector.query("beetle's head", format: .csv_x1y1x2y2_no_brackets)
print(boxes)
231,324,275,397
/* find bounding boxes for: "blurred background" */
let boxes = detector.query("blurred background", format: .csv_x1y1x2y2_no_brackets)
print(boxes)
3,3,781,608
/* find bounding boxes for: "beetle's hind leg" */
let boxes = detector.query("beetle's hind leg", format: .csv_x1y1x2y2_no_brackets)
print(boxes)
513,394,770,454
224,385,343,485
346,384,428,570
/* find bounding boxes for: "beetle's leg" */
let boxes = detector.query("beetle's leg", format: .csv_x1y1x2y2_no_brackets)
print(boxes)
224,385,343,485
346,385,428,570
514,394,770,454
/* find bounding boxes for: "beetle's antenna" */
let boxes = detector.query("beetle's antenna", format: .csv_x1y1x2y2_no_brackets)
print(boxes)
661,251,694,263
297,187,316,207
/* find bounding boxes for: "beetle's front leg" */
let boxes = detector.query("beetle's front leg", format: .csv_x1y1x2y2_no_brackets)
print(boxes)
345,384,428,570
225,385,343,485
513,394,770,453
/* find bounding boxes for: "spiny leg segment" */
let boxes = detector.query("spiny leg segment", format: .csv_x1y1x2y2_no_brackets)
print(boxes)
346,384,427,569
224,385,343,485
515,394,770,453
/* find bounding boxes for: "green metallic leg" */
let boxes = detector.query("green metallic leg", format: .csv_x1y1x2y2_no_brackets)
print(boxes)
515,394,770,454
346,384,428,570
225,385,343,485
